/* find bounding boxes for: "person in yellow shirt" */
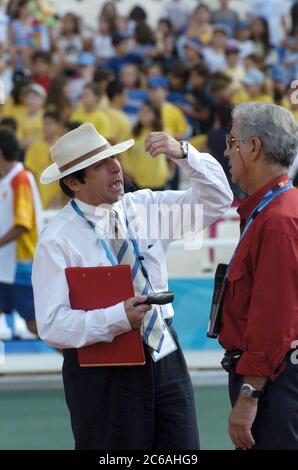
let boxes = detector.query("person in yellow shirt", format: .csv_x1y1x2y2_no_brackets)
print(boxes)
183,3,213,45
147,76,189,139
70,83,112,138
46,75,73,124
0,79,28,128
17,84,47,151
232,68,273,105
224,45,245,89
105,80,131,144
121,100,170,190
25,111,65,209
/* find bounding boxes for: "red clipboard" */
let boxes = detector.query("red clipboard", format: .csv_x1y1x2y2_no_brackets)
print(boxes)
65,265,145,367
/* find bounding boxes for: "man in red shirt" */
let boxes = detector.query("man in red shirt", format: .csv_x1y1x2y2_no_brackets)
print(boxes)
219,102,298,450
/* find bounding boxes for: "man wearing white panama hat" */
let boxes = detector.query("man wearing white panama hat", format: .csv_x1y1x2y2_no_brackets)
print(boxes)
32,122,233,450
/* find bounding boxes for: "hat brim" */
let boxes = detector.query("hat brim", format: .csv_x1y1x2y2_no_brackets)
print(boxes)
40,139,135,184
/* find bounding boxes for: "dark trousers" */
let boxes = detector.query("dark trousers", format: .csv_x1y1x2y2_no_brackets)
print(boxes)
229,352,298,450
62,325,200,450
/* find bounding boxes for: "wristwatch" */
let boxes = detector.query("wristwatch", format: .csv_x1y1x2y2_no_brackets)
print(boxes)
179,140,188,159
240,383,264,398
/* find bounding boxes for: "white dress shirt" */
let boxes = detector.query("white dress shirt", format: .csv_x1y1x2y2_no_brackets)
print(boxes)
32,144,233,349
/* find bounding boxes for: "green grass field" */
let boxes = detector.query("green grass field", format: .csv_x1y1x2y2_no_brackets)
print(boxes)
0,386,232,450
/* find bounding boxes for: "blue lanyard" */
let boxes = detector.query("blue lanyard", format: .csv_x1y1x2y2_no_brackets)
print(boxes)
227,180,293,275
239,180,292,243
71,200,146,273
71,200,118,266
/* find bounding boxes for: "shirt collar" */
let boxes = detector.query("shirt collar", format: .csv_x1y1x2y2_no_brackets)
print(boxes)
73,198,122,219
73,198,97,217
237,174,290,230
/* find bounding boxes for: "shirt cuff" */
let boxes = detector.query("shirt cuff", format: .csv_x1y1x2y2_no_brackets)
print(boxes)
102,301,132,336
236,351,285,381
174,143,223,182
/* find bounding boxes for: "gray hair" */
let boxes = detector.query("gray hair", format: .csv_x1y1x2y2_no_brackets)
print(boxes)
232,103,298,168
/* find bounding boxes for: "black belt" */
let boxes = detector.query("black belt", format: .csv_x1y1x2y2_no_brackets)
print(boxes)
221,349,242,372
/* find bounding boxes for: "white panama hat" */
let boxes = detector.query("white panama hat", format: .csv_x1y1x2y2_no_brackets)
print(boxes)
40,122,134,184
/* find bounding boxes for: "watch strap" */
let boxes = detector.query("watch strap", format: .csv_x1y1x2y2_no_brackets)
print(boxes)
251,389,264,398
179,140,188,159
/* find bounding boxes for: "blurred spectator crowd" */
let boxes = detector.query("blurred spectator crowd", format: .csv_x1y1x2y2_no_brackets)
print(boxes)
0,0,297,206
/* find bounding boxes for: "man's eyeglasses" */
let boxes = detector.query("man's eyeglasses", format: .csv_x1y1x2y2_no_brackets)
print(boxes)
225,133,247,150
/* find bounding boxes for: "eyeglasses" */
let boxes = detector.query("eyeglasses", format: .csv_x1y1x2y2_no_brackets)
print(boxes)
225,133,247,150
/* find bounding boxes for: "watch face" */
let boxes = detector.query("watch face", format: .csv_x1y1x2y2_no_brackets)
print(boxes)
180,141,188,157
241,384,252,398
